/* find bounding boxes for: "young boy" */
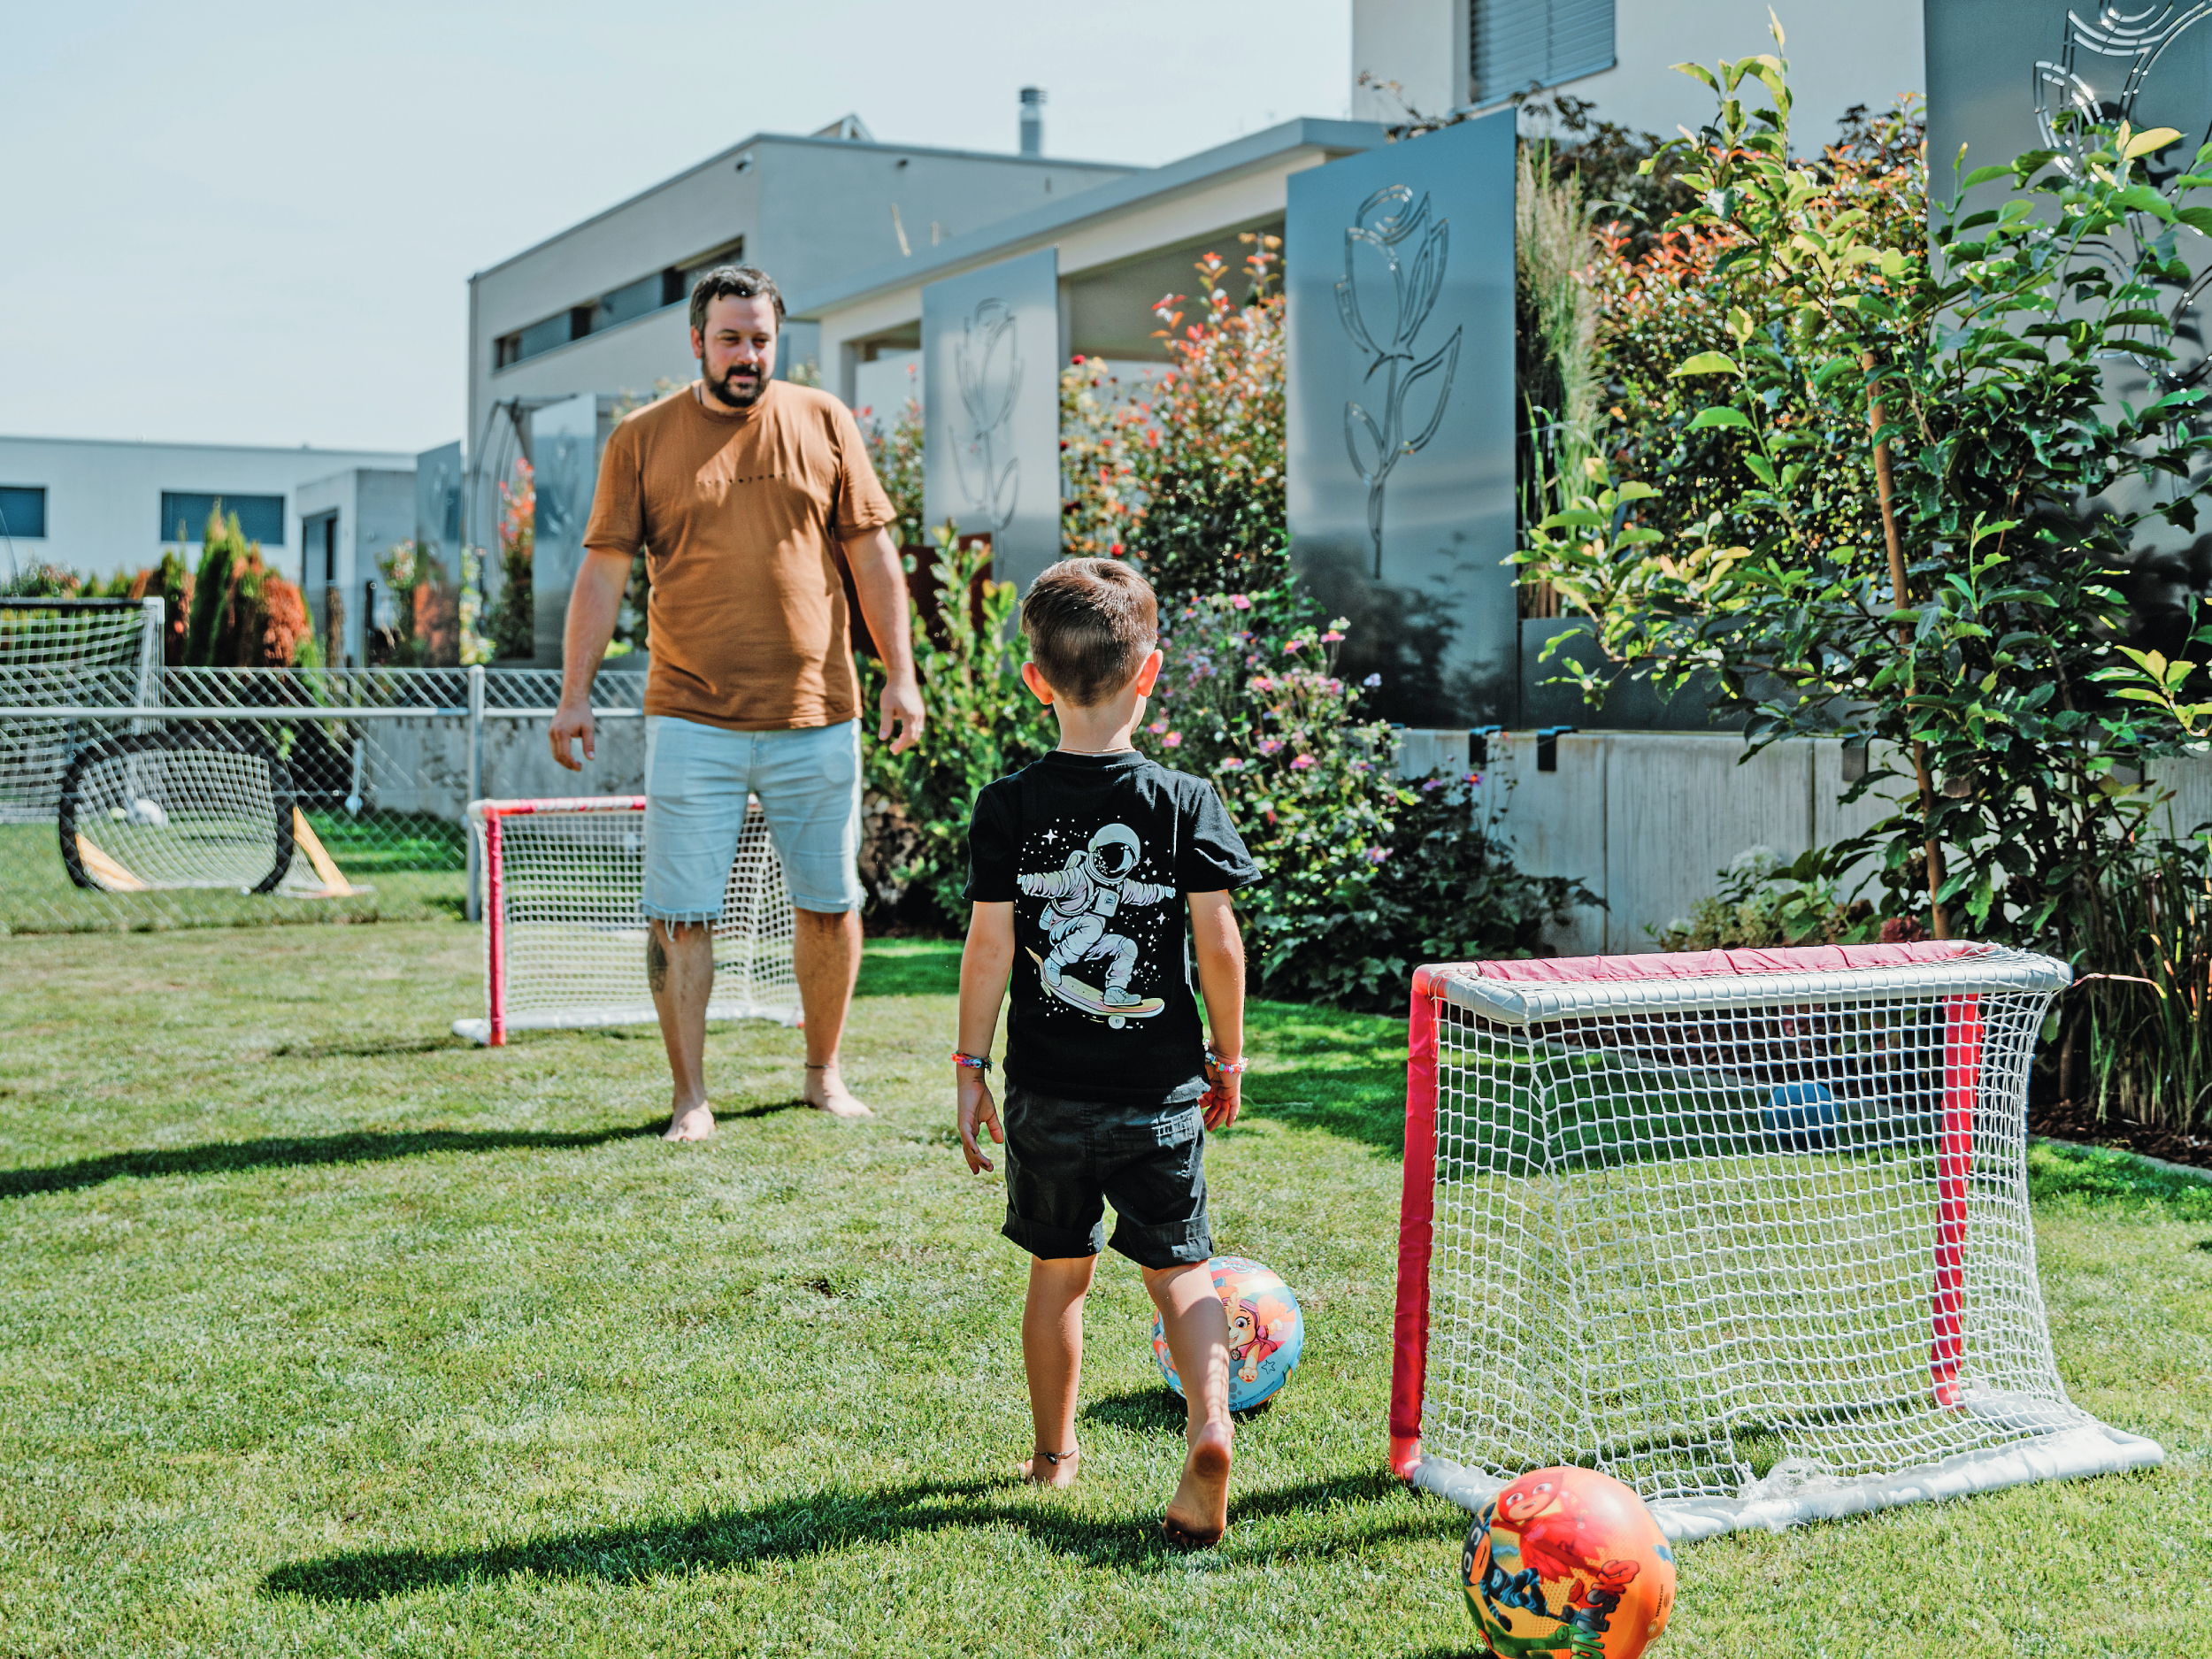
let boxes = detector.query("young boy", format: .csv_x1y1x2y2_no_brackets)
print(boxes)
953,557,1258,1548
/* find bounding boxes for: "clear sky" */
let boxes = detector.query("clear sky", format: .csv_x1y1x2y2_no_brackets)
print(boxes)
0,1,1352,457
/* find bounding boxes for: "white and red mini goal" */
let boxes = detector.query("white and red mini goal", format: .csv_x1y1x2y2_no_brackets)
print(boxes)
454,795,799,1047
1391,941,2162,1540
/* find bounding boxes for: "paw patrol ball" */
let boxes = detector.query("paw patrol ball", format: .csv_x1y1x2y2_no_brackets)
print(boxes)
1461,1466,1675,1659
1151,1255,1304,1410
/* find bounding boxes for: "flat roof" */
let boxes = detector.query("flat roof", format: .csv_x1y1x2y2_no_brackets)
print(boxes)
471,129,1137,284
0,434,414,459
786,117,1387,320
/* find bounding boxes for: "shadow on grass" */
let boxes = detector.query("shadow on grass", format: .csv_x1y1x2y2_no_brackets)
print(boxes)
1240,996,1409,1155
264,1470,1429,1600
271,1034,472,1059
0,1121,666,1199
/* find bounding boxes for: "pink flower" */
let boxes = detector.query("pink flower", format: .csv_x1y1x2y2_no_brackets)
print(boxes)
1221,757,1243,769
1258,736,1285,756
1284,638,1305,654
1250,674,1274,692
1228,594,1252,611
1321,629,1344,643
1366,846,1390,864
1290,754,1315,770
1147,720,1167,734
1164,732,1182,748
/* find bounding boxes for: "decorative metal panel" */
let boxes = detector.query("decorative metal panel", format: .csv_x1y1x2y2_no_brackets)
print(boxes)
1286,111,1517,726
414,441,464,564
1926,1,2212,648
921,246,1061,595
527,395,602,668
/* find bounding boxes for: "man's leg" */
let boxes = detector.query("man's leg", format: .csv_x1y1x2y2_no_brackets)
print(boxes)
750,720,871,1118
1143,1261,1233,1544
794,906,869,1118
640,715,749,1142
1018,1255,1097,1486
649,918,717,1141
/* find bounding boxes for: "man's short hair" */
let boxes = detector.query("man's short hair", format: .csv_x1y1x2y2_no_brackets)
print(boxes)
1021,559,1159,708
689,265,785,334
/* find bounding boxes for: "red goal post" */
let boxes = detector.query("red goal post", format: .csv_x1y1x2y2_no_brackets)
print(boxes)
1390,942,2162,1540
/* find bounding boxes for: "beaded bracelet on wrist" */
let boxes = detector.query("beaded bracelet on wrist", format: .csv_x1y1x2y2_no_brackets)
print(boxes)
1206,1050,1248,1076
951,1051,993,1072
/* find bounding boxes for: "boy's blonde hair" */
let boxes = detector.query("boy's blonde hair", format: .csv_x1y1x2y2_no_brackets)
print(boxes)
1020,558,1158,708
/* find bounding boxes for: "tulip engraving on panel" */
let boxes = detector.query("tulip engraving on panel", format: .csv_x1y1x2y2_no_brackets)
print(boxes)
1336,184,1462,577
950,296,1023,533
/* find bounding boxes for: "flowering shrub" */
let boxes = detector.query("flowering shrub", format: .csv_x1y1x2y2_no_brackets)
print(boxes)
1653,846,1876,952
1059,237,1286,603
180,506,314,668
1141,588,1593,1009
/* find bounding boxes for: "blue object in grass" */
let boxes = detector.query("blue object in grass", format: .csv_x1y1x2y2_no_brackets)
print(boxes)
1763,1081,1839,1152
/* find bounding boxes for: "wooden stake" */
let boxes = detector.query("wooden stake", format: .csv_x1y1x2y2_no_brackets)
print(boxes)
1864,349,1948,939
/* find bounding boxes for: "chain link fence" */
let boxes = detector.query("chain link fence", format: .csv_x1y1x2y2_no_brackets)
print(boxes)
3,602,649,934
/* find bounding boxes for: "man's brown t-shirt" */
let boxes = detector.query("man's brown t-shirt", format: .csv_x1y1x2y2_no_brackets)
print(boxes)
582,380,894,731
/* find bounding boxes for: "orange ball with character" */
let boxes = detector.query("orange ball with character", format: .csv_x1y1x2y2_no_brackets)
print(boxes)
1460,1466,1675,1658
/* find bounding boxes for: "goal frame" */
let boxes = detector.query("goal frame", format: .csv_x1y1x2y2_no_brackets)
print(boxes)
457,794,799,1047
1389,941,2164,1541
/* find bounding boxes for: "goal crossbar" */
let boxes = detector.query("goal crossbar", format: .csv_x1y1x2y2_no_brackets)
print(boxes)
1391,941,2162,1542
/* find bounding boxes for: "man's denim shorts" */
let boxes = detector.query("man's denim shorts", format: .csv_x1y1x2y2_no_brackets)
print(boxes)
1000,1084,1212,1271
641,715,864,919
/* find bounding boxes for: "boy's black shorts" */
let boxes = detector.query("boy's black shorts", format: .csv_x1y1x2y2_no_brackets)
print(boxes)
1000,1084,1211,1271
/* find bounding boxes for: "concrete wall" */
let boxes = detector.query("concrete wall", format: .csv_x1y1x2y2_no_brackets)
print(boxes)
294,468,417,665
0,435,413,585
1347,0,1926,145
1395,729,2212,956
362,714,648,823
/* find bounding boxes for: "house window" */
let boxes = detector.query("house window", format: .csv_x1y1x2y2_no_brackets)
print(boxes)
0,485,46,539
162,492,286,546
1472,0,1614,104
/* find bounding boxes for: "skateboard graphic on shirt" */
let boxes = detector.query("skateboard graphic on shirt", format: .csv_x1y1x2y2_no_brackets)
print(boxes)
1025,949,1166,1028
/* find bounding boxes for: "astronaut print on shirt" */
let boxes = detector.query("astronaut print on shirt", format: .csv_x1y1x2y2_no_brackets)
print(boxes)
1017,820,1175,1028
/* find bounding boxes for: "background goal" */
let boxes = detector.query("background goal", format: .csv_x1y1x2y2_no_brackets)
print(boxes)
1391,941,2162,1541
455,795,800,1046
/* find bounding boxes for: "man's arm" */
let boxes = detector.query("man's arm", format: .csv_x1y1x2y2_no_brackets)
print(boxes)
1188,890,1246,1130
956,901,1016,1173
549,549,633,771
843,525,925,756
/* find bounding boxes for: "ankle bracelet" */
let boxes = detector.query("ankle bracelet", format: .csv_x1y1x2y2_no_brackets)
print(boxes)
1040,1444,1079,1466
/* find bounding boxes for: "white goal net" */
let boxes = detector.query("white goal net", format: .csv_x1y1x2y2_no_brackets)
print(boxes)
0,596,161,822
1391,941,2162,1542
455,795,799,1045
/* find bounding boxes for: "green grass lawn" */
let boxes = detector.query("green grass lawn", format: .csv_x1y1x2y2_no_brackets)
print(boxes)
3,923,2209,1656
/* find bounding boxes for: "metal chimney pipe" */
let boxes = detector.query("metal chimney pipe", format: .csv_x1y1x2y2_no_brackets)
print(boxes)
1019,86,1045,157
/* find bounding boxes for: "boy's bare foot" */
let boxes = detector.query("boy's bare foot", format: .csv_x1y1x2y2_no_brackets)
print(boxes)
1161,1421,1231,1548
1017,1444,1080,1487
664,1102,715,1142
803,1063,872,1118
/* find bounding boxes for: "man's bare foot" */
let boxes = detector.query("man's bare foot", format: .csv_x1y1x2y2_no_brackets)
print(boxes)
1017,1445,1080,1487
803,1063,872,1118
1162,1421,1232,1548
664,1102,715,1142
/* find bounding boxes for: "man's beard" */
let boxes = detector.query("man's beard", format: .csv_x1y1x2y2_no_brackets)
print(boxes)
703,362,766,408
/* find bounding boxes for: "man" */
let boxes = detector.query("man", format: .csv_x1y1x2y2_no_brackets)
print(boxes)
550,265,924,1140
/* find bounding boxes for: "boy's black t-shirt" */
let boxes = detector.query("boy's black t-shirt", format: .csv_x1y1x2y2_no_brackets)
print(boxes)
963,749,1260,1105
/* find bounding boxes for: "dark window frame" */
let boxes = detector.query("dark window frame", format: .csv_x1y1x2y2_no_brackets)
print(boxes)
161,491,286,547
0,484,47,539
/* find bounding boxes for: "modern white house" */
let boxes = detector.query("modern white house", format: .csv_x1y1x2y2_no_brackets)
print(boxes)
1351,0,1926,143
465,105,1135,477
0,435,414,590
